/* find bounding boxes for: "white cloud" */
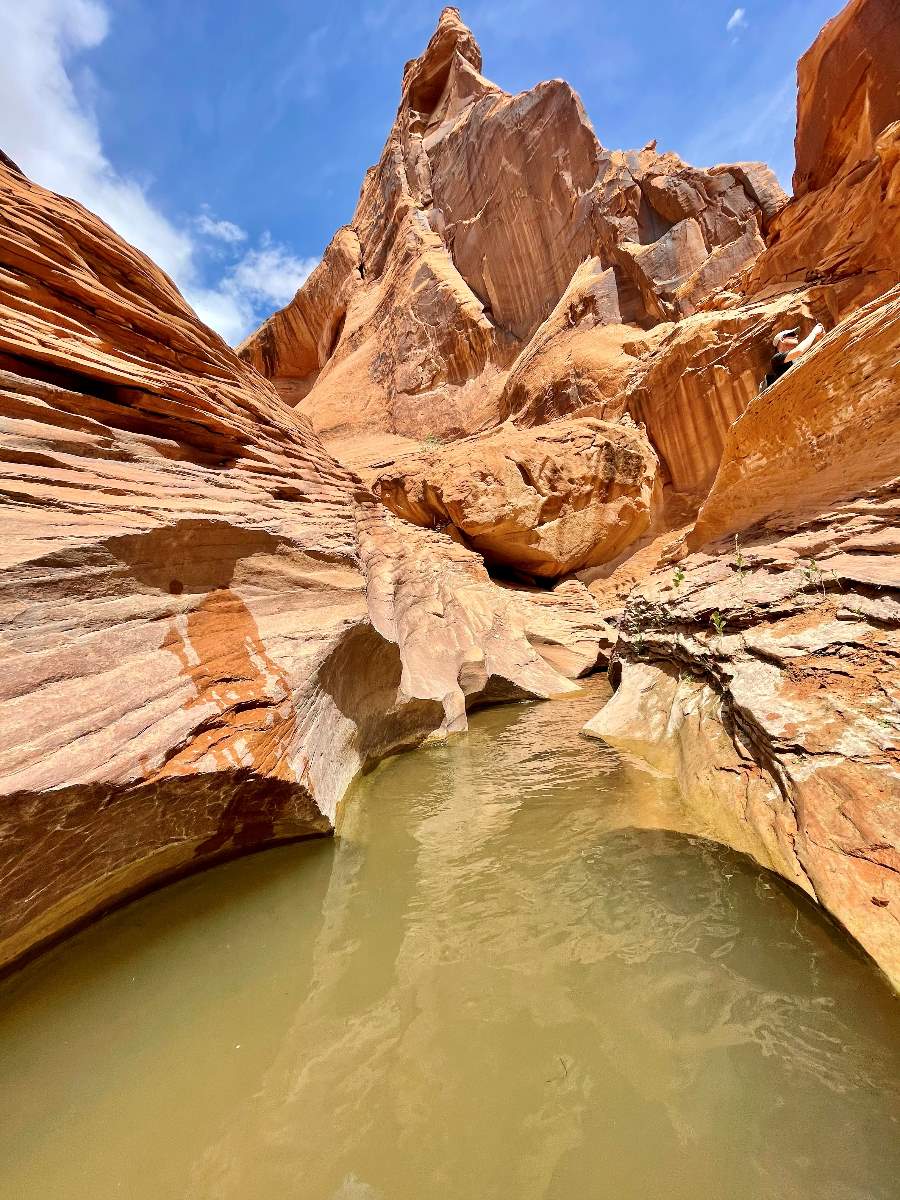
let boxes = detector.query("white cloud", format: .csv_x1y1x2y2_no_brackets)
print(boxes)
190,240,318,345
0,0,313,345
227,237,318,307
195,210,248,244
726,7,747,33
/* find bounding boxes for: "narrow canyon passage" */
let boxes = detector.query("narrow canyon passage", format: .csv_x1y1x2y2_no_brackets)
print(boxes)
0,684,897,1200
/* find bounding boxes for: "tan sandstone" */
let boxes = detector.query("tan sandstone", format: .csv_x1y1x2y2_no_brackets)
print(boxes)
240,8,781,476
373,416,661,579
0,153,579,973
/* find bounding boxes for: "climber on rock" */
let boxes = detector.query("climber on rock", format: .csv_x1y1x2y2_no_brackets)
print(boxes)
761,321,825,390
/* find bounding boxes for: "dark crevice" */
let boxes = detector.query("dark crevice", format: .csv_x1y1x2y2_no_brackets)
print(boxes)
0,351,121,401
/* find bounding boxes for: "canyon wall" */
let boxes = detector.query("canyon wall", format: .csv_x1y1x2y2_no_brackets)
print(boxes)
0,152,606,973
242,1,899,984
239,8,783,462
1,0,897,983
587,0,899,984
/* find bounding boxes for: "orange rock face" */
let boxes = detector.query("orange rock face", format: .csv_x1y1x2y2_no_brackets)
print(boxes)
744,0,900,314
591,0,900,986
2,0,899,990
792,0,900,198
373,417,661,579
239,7,780,469
237,226,362,406
624,288,837,496
0,154,578,972
689,286,900,548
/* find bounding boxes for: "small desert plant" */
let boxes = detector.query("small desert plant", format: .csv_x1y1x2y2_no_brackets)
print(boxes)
633,623,645,657
630,611,650,657
710,610,727,640
803,556,827,597
422,434,443,448
672,565,685,588
733,535,747,583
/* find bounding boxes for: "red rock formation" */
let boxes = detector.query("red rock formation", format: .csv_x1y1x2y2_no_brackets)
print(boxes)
0,155,579,973
497,259,653,428
239,7,781,468
588,314,899,971
624,288,837,496
743,0,899,314
792,0,900,197
237,226,362,406
689,287,900,547
373,417,661,579
588,469,900,984
3,0,898,992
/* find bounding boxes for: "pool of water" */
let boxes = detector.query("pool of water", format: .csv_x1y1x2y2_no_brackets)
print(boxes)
0,682,898,1199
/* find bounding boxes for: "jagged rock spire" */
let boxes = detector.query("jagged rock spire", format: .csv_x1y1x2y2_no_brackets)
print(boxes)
402,6,483,113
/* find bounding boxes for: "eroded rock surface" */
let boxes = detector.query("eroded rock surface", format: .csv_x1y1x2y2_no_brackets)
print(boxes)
743,0,899,313
240,7,779,469
590,286,900,985
2,0,899,990
0,155,575,972
373,417,661,579
624,288,837,496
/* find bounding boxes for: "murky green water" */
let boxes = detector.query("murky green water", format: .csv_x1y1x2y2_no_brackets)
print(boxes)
0,683,898,1199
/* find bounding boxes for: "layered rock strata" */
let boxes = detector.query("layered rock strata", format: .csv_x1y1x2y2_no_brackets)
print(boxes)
590,284,900,987
2,0,899,990
237,0,900,983
240,7,782,463
0,155,582,972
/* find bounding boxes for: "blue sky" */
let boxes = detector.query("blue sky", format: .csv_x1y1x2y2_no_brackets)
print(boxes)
0,0,843,343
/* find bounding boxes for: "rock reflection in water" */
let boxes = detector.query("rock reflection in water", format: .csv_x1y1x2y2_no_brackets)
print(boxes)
0,682,897,1200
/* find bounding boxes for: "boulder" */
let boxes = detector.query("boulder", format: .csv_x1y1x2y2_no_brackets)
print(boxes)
373,416,661,579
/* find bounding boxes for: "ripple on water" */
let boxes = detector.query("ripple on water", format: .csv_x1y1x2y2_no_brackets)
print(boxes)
0,681,897,1200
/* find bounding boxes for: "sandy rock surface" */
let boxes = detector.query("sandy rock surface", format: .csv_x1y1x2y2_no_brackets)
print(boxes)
586,0,900,983
239,7,779,468
587,484,900,985
0,155,579,972
2,0,899,987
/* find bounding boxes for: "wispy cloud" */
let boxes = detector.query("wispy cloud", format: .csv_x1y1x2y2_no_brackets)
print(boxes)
195,209,247,244
679,72,796,187
225,236,317,307
0,0,313,344
726,7,748,34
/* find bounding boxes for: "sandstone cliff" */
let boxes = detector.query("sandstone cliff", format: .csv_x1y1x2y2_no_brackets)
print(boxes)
0,153,608,972
587,0,900,985
239,8,782,456
2,0,898,988
240,0,899,984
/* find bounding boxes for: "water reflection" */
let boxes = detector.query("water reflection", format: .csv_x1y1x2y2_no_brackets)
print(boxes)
0,683,897,1200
